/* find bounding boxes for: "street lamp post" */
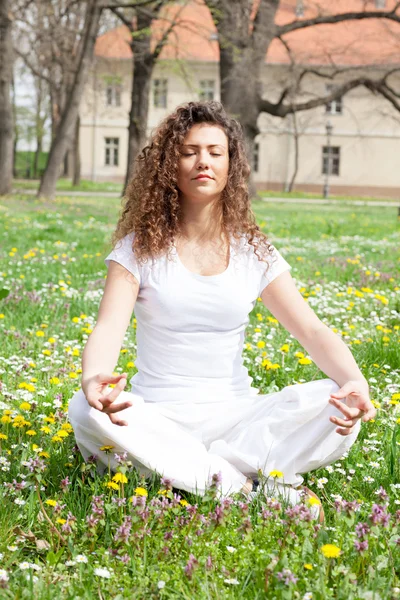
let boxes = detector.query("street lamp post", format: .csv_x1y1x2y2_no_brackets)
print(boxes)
323,120,333,199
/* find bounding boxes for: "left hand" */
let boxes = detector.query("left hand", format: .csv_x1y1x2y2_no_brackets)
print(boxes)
328,380,376,436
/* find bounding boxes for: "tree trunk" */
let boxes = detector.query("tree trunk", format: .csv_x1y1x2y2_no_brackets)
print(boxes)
287,113,299,192
0,0,14,195
34,138,42,179
122,9,155,196
207,0,280,198
73,115,81,186
38,0,102,200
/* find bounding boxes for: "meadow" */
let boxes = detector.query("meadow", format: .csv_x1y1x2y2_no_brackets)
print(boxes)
0,194,399,599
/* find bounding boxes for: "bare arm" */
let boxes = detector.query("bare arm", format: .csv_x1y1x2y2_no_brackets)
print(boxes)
81,260,140,391
260,271,367,388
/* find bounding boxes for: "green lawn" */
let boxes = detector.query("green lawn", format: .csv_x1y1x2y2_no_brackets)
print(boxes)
0,194,399,598
12,178,123,193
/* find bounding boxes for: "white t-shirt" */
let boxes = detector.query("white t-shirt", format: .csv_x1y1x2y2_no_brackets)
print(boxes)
105,232,292,404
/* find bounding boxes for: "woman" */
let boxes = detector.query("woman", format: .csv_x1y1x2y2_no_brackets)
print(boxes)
68,101,375,520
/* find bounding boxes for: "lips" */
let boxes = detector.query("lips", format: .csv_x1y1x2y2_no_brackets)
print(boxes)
195,175,212,180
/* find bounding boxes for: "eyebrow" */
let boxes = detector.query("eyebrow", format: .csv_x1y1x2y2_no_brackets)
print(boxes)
182,144,226,149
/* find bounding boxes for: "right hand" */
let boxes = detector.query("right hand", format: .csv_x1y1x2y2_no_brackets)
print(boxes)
83,372,133,426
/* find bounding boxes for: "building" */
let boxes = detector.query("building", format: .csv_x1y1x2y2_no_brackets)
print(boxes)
79,0,400,198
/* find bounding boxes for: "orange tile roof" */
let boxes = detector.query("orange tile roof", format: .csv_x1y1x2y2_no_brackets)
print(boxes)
95,0,400,66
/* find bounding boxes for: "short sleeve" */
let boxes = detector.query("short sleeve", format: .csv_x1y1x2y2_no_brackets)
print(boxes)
104,232,141,286
258,246,292,296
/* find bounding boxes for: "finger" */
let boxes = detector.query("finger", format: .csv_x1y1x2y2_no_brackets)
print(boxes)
362,407,377,422
329,383,356,399
104,400,133,414
329,398,363,419
330,415,358,428
99,376,127,406
87,397,104,411
109,413,129,427
335,426,355,436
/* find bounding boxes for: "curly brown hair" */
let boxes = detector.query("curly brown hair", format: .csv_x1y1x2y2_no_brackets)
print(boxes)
111,100,275,272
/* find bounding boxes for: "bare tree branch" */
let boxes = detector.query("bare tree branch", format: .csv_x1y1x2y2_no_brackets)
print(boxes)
276,3,400,37
258,73,400,117
151,1,188,60
110,6,132,27
104,0,165,8
14,48,54,86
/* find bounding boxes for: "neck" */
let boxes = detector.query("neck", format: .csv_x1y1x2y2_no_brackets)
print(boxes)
178,197,225,244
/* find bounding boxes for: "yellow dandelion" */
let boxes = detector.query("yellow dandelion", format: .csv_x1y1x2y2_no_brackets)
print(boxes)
39,451,50,458
112,473,128,484
0,433,7,440
45,499,57,507
40,426,51,434
61,423,73,431
49,377,61,385
321,544,341,558
105,481,119,490
134,486,148,496
257,341,266,349
19,402,31,411
180,499,189,507
304,564,313,570
35,331,45,337
54,430,69,438
25,430,37,436
298,357,313,365
99,445,114,454
56,518,66,525
307,496,321,507
269,470,284,479
69,372,78,379
280,344,290,352
1,416,11,424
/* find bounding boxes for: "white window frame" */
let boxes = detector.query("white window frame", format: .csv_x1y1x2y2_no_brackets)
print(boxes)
105,137,119,167
199,79,215,101
106,82,122,107
322,146,340,176
253,141,260,173
325,84,343,115
153,79,168,108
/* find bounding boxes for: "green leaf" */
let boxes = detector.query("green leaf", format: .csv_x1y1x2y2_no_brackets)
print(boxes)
0,288,10,300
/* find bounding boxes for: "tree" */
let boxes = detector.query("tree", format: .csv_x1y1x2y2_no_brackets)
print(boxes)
0,0,14,195
108,0,189,194
37,0,103,198
204,0,400,193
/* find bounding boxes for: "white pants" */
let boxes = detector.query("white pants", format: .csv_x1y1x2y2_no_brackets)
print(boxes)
68,378,361,497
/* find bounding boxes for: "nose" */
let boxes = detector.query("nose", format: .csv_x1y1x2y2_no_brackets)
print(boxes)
196,151,210,170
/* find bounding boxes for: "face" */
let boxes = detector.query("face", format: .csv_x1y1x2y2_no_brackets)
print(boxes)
176,123,229,205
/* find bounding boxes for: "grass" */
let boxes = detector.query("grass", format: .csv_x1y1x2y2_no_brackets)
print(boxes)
10,177,400,203
12,178,123,193
0,194,399,598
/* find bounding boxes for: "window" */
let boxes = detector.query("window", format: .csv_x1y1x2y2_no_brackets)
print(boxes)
325,84,343,115
322,146,340,176
106,82,121,107
199,80,215,101
253,142,259,173
105,138,119,166
153,79,168,108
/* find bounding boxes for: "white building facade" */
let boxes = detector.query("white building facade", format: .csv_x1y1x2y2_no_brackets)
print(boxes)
79,7,400,199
